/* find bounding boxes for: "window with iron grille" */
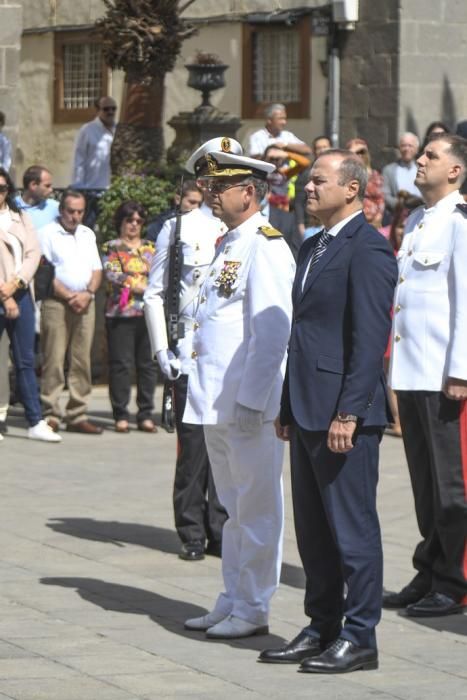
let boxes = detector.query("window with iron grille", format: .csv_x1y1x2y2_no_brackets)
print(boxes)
243,19,310,119
54,32,109,124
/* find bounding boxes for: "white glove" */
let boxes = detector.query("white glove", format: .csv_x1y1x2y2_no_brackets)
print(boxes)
235,403,263,433
156,349,182,380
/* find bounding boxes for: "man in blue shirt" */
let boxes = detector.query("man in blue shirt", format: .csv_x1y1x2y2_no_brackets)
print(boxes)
15,166,59,229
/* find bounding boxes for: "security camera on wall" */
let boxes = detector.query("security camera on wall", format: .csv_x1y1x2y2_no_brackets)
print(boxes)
332,0,359,27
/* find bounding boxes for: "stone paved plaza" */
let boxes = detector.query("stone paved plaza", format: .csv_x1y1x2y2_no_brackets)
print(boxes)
0,386,465,700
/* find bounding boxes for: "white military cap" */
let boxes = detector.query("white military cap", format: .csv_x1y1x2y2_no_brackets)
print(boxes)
201,151,276,180
185,136,243,175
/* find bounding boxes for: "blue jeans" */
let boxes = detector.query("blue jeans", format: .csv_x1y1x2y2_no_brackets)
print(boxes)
0,291,42,426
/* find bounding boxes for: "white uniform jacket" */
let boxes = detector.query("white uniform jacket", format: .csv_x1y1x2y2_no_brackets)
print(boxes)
183,211,296,425
144,206,224,374
389,190,467,391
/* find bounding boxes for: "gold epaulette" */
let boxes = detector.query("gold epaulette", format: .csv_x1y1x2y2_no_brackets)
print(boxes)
257,225,283,240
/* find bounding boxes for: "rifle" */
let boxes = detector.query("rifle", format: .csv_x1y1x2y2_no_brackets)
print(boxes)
161,181,185,433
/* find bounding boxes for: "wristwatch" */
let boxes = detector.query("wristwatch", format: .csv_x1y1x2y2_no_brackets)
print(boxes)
335,412,358,423
14,276,27,289
86,288,95,299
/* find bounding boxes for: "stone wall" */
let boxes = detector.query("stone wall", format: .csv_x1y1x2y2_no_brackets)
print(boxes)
338,0,400,169
399,0,467,143
0,0,22,181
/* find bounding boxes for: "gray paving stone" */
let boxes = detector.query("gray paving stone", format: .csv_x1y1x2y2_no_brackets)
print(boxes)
0,387,464,699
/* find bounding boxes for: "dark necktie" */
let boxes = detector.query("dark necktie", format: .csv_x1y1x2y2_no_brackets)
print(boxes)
308,229,332,272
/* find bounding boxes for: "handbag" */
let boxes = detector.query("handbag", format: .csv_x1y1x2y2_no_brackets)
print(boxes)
34,255,55,301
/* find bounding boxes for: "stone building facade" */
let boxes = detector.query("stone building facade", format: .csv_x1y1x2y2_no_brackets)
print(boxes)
0,0,22,181
0,1,466,179
339,0,467,168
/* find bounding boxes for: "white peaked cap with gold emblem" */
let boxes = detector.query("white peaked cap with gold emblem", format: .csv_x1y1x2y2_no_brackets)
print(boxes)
185,136,243,175
202,151,276,180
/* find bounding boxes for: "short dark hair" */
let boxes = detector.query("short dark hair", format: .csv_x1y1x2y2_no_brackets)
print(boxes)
23,165,49,190
312,135,331,148
429,133,467,174
0,166,19,212
59,189,86,212
316,148,368,200
178,179,202,198
94,95,115,110
113,200,147,233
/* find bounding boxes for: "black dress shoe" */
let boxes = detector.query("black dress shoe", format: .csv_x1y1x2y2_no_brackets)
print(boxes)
0,420,7,434
405,591,465,617
382,583,427,609
258,630,323,664
179,541,205,561
299,638,378,674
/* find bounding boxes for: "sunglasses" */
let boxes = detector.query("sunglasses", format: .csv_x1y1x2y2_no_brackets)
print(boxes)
124,216,144,225
0,184,9,193
102,106,117,113
197,180,247,194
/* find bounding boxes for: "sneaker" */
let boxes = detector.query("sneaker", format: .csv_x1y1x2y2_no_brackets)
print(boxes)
28,420,62,442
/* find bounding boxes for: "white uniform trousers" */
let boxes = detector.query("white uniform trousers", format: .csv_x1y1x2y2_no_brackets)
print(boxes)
203,422,284,626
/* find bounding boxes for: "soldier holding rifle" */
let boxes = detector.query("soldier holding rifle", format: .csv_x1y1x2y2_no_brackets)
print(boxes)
144,138,242,561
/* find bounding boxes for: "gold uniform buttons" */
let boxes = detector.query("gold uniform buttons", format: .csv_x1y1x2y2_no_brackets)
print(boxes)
394,335,401,343
191,351,198,359
418,222,424,229
395,304,401,313
399,275,405,283
408,250,413,256
200,295,207,303
195,243,200,251
193,322,200,330
210,270,216,277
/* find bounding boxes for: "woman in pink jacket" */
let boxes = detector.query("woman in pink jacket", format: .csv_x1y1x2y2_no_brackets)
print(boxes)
0,167,60,442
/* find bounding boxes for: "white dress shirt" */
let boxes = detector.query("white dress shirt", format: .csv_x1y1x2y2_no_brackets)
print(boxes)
247,128,305,157
301,210,362,290
395,161,421,198
389,190,467,390
71,117,115,189
38,220,102,292
0,133,12,171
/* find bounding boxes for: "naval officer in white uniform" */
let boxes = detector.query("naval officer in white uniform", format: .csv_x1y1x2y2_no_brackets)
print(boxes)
385,133,467,616
183,148,296,639
144,139,244,561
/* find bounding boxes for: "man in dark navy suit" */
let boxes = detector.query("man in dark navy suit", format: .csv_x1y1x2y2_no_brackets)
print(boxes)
259,150,397,673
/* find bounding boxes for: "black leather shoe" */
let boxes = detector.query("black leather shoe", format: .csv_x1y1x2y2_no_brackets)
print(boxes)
258,630,322,664
179,541,205,561
299,638,378,674
382,584,427,609
405,591,465,617
0,420,7,434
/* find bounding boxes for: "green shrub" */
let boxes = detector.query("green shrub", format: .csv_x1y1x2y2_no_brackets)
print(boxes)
97,161,182,243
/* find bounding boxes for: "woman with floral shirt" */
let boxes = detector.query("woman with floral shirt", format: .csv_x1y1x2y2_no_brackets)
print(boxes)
101,200,158,433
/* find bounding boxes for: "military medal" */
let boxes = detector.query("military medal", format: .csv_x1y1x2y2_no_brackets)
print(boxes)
214,260,241,296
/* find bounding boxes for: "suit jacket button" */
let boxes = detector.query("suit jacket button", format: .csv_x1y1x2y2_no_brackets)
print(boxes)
191,350,198,359
394,334,401,342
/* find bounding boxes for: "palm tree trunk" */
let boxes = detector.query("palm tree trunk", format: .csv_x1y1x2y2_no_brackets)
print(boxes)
110,74,165,175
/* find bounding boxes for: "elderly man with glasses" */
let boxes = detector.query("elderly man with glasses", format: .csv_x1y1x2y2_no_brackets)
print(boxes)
180,141,296,639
